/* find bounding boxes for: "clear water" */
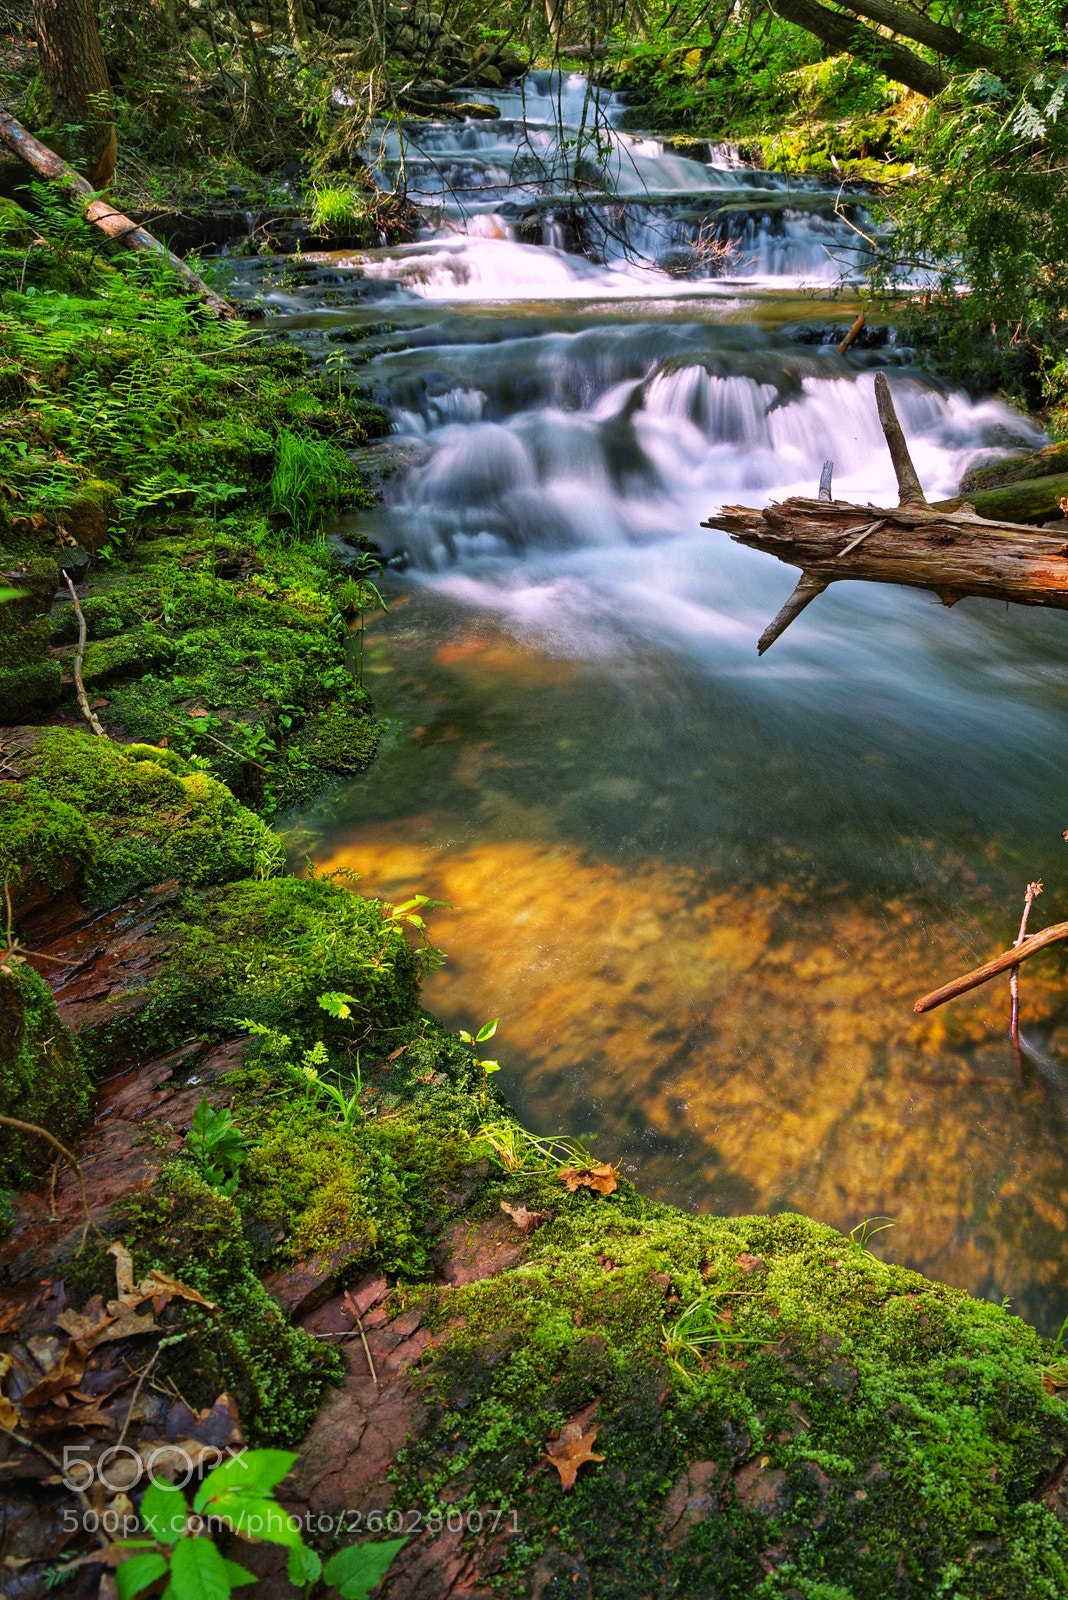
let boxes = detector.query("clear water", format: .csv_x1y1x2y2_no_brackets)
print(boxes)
231,75,1068,1331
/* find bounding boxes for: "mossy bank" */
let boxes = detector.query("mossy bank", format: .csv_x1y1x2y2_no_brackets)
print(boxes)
2,203,1068,1600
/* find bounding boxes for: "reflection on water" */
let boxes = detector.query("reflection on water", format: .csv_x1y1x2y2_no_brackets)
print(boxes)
290,598,1068,1333
257,73,1068,1332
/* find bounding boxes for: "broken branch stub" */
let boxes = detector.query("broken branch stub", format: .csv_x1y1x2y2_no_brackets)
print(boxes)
702,378,1068,651
874,371,928,509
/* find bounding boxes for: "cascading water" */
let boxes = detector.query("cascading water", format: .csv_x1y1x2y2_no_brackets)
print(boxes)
227,75,1068,1330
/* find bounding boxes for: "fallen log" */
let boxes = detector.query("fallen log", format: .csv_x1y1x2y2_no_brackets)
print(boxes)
703,372,1068,653
0,104,237,319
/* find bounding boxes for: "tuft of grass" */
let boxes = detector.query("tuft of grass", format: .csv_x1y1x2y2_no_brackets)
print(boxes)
268,429,359,540
309,183,366,238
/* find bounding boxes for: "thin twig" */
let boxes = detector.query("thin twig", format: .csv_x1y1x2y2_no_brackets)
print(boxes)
62,571,107,739
0,1114,97,1250
1011,881,1043,1080
343,1289,378,1385
115,1348,161,1451
837,518,887,558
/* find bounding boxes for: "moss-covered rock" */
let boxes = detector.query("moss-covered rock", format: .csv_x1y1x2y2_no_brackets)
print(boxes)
390,1199,1068,1599
116,1165,342,1444
80,870,421,1066
0,728,282,910
59,478,120,552
0,963,91,1186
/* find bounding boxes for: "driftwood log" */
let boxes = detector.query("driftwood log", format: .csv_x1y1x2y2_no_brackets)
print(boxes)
703,372,1068,654
0,104,236,319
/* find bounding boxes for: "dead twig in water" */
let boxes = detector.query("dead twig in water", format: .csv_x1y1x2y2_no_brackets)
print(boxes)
915,919,1068,1014
1011,881,1043,1080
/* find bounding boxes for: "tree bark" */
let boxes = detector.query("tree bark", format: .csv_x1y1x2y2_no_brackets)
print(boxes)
837,0,991,65
31,0,116,189
0,104,236,318
768,0,945,97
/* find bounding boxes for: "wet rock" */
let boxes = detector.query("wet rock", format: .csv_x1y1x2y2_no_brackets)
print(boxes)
734,1454,788,1516
661,1458,726,1545
263,1237,374,1318
432,1212,529,1285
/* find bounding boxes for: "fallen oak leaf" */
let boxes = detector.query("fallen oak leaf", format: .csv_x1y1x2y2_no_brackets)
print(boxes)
500,1201,549,1236
108,1243,136,1301
543,1422,605,1490
558,1162,619,1196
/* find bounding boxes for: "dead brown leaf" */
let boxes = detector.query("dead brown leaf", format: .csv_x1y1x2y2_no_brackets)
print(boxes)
106,1242,217,1316
500,1201,549,1236
558,1162,619,1196
543,1422,605,1490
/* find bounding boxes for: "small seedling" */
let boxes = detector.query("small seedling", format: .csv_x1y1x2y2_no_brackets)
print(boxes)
184,1097,248,1198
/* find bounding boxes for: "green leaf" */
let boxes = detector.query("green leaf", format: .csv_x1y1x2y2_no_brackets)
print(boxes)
194,1449,297,1513
200,1492,303,1548
0,588,28,605
141,1481,188,1545
116,1552,170,1600
480,1060,500,1073
476,1019,499,1042
317,991,357,1020
287,1544,323,1586
222,1562,257,1589
169,1536,231,1600
322,1539,408,1600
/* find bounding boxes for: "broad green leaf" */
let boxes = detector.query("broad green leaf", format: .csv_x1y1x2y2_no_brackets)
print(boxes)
0,588,28,605
194,1449,297,1512
287,1544,323,1585
169,1536,231,1600
481,1060,500,1073
476,1019,499,1042
201,1492,303,1548
222,1562,257,1589
116,1552,169,1600
323,1539,408,1600
141,1481,188,1545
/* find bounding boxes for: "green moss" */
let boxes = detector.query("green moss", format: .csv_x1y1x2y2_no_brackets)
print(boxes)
0,963,91,1185
389,1204,1068,1598
2,729,281,909
0,658,62,719
83,871,421,1065
116,1165,342,1444
305,706,379,773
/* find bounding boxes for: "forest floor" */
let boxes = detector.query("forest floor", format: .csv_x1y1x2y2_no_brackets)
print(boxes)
1,41,1068,1599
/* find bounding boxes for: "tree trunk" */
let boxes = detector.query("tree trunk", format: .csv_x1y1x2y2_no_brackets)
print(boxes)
546,0,564,46
838,0,994,66
31,0,116,189
768,0,945,98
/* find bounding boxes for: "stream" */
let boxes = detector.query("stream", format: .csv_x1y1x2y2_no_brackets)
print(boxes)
228,74,1068,1331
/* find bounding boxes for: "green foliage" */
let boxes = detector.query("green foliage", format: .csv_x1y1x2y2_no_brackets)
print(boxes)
117,1451,305,1600
874,58,1068,418
309,183,373,240
322,1539,408,1599
269,429,363,540
185,1096,249,1197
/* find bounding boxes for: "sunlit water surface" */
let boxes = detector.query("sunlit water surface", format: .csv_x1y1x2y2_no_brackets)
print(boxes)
228,74,1068,1330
